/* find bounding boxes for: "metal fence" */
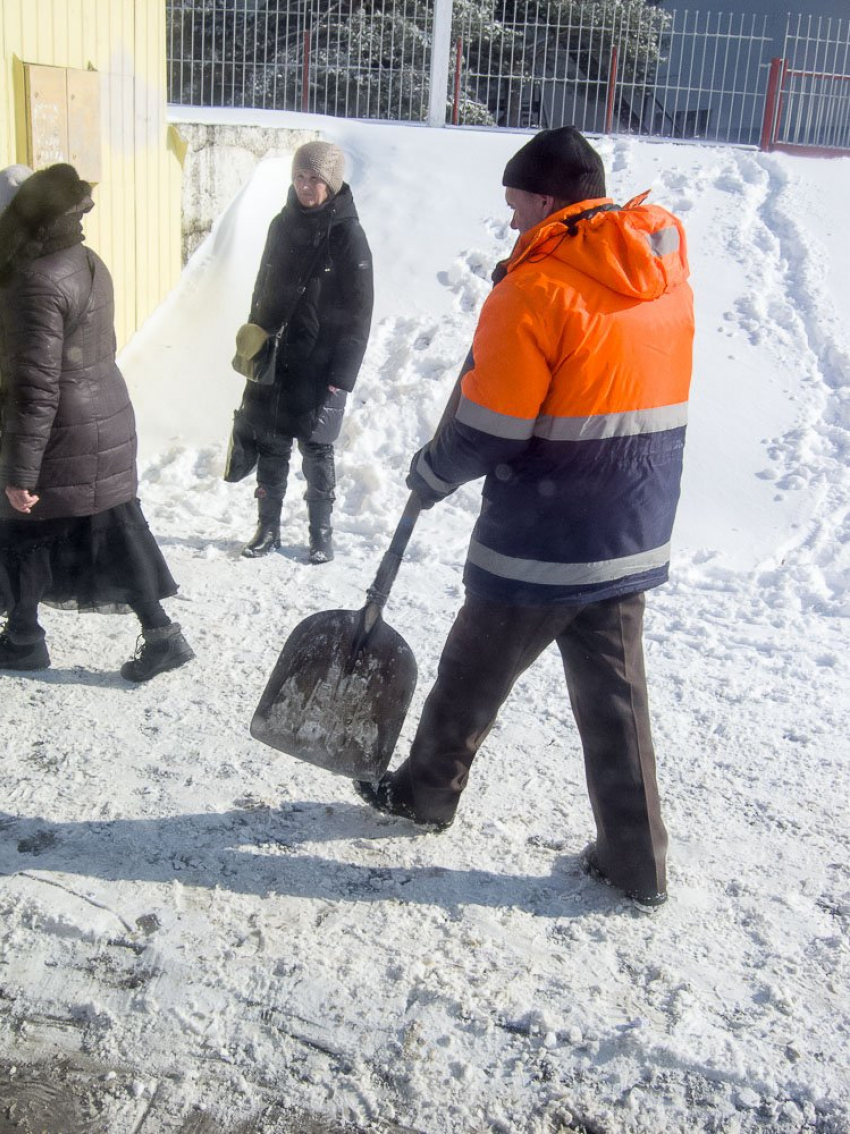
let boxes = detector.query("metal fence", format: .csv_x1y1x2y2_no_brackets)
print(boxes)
775,13,850,151
452,5,777,146
166,2,850,153
166,0,435,121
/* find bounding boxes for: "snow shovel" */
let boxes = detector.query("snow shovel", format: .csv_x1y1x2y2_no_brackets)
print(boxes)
250,492,423,782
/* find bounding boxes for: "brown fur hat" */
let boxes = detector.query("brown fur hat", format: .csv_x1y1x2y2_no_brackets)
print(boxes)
0,163,93,283
9,163,93,233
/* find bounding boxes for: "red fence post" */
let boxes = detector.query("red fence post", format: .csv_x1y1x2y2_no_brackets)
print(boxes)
302,29,311,113
760,57,785,151
775,59,789,145
452,37,463,125
605,45,619,134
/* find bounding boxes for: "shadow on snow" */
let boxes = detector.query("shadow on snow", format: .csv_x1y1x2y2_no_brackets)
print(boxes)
0,801,599,918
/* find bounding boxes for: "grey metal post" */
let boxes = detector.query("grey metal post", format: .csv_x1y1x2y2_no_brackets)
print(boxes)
428,0,454,126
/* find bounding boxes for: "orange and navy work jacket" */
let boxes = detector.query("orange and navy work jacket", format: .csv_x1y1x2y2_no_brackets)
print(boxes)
413,193,695,605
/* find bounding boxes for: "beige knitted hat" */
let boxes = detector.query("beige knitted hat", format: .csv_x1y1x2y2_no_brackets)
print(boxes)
291,141,345,197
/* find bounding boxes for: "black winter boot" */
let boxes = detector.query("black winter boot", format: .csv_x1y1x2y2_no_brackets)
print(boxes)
308,500,334,565
242,495,282,559
121,623,195,683
580,842,668,907
354,777,454,832
0,629,50,672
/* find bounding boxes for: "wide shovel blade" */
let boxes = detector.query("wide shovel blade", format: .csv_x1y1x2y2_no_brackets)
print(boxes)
250,607,417,781
250,493,423,782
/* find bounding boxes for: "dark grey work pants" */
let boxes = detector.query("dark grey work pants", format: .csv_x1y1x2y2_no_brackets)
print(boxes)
387,591,668,897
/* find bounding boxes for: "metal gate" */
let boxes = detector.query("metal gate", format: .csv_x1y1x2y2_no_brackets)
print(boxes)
761,13,850,155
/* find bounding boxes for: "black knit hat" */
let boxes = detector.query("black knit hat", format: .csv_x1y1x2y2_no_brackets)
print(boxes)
502,127,606,203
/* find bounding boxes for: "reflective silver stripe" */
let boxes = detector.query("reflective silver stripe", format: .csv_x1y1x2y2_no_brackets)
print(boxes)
646,227,680,257
534,402,688,441
467,539,671,586
414,449,458,494
456,394,536,440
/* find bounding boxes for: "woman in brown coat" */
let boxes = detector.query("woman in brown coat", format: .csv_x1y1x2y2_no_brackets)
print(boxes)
0,163,193,680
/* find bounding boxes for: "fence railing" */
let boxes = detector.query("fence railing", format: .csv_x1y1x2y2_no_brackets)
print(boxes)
772,13,850,152
166,2,850,154
451,6,777,146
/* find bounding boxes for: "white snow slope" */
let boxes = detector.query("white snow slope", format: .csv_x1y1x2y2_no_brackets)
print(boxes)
1,111,849,1134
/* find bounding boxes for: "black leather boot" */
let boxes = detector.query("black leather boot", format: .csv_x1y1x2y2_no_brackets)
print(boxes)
307,500,334,564
242,495,282,559
120,623,195,682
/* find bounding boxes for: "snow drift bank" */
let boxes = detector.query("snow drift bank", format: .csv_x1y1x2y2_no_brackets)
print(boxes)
1,113,849,1133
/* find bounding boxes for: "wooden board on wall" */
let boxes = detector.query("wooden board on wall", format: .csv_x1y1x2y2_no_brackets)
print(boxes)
2,0,182,350
23,63,69,167
67,67,101,180
23,62,102,182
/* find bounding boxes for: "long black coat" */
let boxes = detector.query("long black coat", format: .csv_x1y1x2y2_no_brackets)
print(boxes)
0,216,137,522
240,182,373,441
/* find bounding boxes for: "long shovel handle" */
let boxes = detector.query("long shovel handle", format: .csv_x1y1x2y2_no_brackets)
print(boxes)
365,491,423,614
355,360,468,646
346,493,422,660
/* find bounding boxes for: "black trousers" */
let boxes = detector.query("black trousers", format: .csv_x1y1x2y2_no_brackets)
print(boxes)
387,591,668,897
254,432,335,504
6,595,169,643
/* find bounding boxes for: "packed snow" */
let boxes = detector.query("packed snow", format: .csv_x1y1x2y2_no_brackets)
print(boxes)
1,110,848,1133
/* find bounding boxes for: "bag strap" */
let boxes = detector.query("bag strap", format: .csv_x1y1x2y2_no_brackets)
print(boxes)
268,234,329,341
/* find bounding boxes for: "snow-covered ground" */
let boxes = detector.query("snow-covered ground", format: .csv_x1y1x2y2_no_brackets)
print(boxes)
1,113,849,1133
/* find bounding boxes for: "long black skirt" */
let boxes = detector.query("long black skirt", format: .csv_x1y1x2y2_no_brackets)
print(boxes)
0,499,178,617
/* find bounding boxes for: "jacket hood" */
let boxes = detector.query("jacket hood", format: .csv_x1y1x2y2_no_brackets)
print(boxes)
507,191,690,301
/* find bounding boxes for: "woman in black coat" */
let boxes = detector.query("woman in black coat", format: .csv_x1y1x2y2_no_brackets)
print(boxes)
0,163,193,680
227,141,373,563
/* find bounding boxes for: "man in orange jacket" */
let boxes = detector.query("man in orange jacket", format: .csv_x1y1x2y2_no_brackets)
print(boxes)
357,127,694,906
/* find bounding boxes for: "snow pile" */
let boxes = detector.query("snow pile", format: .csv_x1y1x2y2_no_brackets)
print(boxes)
1,112,848,1133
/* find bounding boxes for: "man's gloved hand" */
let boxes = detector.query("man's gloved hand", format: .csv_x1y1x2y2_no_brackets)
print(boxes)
406,446,448,510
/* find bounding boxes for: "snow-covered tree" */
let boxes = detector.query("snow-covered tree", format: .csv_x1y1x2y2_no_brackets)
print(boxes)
166,0,669,127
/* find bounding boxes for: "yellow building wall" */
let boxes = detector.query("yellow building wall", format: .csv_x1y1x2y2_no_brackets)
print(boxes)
0,0,182,348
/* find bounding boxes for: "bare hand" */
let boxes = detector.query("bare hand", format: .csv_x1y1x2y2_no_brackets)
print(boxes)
5,487,40,513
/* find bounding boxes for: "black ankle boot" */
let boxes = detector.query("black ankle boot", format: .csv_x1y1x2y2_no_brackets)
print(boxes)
0,629,50,671
308,501,334,565
121,623,194,682
242,523,281,558
242,496,282,559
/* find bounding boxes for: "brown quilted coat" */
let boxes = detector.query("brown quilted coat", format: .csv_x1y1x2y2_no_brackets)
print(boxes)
0,241,138,521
